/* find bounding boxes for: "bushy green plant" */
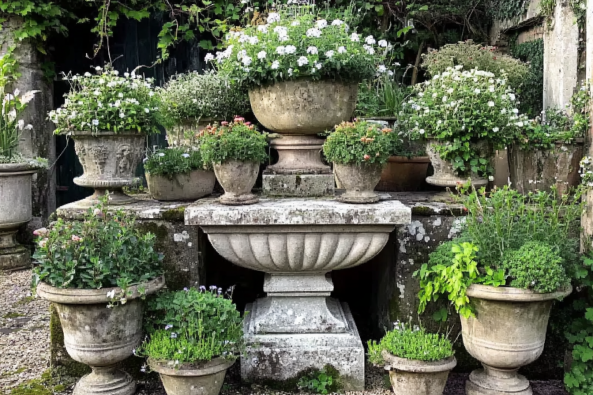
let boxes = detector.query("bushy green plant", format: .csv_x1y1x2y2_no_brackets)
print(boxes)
199,117,268,165
323,120,393,165
144,147,206,178
32,195,163,292
355,77,409,118
49,66,163,135
367,322,454,363
297,368,338,394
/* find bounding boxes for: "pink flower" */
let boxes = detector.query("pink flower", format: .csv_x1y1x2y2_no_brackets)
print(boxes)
233,116,245,122
244,122,251,126
363,154,370,161
38,238,48,248
221,121,229,126
71,235,83,242
33,227,48,236
93,208,104,217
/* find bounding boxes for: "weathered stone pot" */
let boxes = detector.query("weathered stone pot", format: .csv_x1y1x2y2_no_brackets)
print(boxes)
37,276,165,395
148,357,234,395
72,132,145,205
146,170,216,201
425,139,492,188
0,163,39,271
508,141,583,195
461,284,572,395
382,350,456,395
334,162,383,203
376,156,430,192
212,160,259,205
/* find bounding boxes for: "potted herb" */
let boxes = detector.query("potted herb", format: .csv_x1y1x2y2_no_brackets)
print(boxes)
138,287,244,395
323,120,393,203
48,66,163,205
368,322,456,395
144,147,215,201
33,195,165,395
405,66,524,187
199,117,268,205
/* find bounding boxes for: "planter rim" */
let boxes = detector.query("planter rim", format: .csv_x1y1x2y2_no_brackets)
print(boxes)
466,284,572,302
37,275,165,304
0,162,39,174
148,357,235,376
381,350,457,373
146,168,210,177
388,156,430,163
248,77,357,90
68,131,148,137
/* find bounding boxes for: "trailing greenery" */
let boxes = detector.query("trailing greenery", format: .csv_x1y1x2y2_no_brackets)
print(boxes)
322,120,393,165
144,147,206,178
509,38,543,117
367,322,454,363
297,367,339,394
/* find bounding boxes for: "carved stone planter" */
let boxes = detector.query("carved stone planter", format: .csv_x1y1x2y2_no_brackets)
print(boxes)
149,358,234,395
377,156,430,192
382,350,456,395
425,140,492,188
72,132,145,205
212,160,259,205
0,163,38,271
461,284,572,395
37,276,165,395
146,170,215,201
334,163,383,203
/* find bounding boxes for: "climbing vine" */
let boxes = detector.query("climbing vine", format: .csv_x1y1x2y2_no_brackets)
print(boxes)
509,38,544,117
488,0,528,21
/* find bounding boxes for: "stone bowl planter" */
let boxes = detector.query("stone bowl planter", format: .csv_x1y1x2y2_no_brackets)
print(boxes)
0,163,39,271
376,156,430,192
72,132,145,205
461,284,572,395
425,139,492,188
382,350,456,395
37,276,165,395
334,163,383,203
213,160,259,205
148,358,234,395
146,170,216,201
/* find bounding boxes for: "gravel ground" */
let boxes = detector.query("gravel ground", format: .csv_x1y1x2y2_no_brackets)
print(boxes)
0,269,568,395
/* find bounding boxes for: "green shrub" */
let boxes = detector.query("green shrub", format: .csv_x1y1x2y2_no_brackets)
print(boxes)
144,147,206,178
323,120,394,165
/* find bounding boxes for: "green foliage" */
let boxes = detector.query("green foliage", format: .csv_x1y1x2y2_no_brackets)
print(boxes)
356,76,410,118
509,38,543,117
488,0,529,21
144,147,206,178
297,367,339,394
322,120,393,165
0,84,38,162
32,194,163,290
199,117,268,164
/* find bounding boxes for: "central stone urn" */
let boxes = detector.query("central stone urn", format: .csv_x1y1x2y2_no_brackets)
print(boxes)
186,197,411,390
249,80,358,196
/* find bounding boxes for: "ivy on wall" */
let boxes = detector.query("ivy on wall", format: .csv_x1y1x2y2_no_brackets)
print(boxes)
510,38,543,117
488,0,528,22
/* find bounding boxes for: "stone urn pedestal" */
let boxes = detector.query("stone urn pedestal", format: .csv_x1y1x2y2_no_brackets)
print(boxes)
186,197,411,390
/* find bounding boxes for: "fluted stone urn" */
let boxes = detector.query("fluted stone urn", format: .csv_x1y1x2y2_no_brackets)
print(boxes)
186,197,411,390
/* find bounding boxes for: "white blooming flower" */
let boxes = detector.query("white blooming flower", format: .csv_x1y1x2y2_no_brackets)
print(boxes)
95,66,102,71
501,108,507,114
297,56,309,66
257,25,268,33
316,19,328,29
271,60,280,69
474,88,481,94
237,50,247,60
182,153,190,158
288,68,293,76
493,127,499,132
144,108,150,113
488,101,495,107
92,119,99,126
112,70,119,75
488,176,494,182
315,62,322,70
107,290,116,299
291,20,300,26
238,34,250,43
285,45,296,54
350,33,359,42
331,19,343,26
249,36,260,44
489,86,495,92
242,56,253,66
419,129,425,134
337,46,346,54
119,112,125,118
118,92,124,98
512,108,519,114
378,39,388,47
377,65,387,73
84,72,92,77
273,26,287,35
307,46,318,55
276,46,286,55
306,28,322,38
365,35,376,45
363,45,375,55
267,13,280,23
508,93,516,101
325,50,334,58
257,51,267,60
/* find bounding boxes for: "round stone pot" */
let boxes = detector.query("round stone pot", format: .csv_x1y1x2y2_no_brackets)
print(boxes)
72,132,145,205
376,156,430,192
461,284,572,395
213,160,259,205
425,139,492,188
149,358,234,395
146,170,216,201
382,350,456,395
0,163,39,271
37,276,165,395
334,162,383,203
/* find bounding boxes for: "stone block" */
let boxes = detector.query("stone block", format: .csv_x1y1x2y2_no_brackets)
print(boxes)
262,172,334,197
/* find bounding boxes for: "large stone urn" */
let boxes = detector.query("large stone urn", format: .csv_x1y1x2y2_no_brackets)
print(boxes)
0,163,38,271
461,284,572,395
72,132,145,205
149,358,234,395
249,79,358,197
186,197,411,390
37,276,165,395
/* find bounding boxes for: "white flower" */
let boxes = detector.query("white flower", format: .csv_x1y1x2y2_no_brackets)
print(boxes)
501,108,507,114
365,35,376,45
316,19,328,29
114,100,121,107
419,129,425,134
119,112,125,118
509,93,516,101
378,39,388,47
474,88,481,94
276,46,286,55
182,153,190,158
95,66,102,71
489,86,495,92
84,72,92,77
144,108,150,113
118,92,124,98
297,56,309,66
306,28,322,38
257,25,268,33
493,127,499,132
377,65,387,73
271,60,280,69
325,50,334,58
92,119,99,126
267,12,280,23
285,45,296,54
107,290,116,299
488,176,494,182
204,53,215,62
307,46,318,55
17,120,25,130
488,101,495,107
112,70,119,75
257,51,267,60
273,26,287,36
311,68,316,73
350,33,359,42
93,90,101,96
337,46,346,54
242,56,253,66
363,45,375,55
331,19,343,26
288,68,293,76
512,108,519,114
237,49,247,60
291,20,300,26
158,153,165,157
315,62,322,70
238,34,250,43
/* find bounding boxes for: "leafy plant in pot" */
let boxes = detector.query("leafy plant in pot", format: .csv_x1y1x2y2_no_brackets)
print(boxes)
415,186,582,395
33,195,165,395
137,286,244,395
368,322,456,395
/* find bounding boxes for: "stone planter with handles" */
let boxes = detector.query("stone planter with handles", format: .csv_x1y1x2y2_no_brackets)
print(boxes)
72,132,145,205
148,357,234,395
333,162,383,203
37,276,165,395
382,350,456,395
461,284,572,395
212,160,259,205
146,169,216,201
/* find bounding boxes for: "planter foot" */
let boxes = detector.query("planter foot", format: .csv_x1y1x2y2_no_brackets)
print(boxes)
336,192,380,204
76,189,136,206
0,230,30,271
219,193,259,206
466,368,532,395
74,366,136,395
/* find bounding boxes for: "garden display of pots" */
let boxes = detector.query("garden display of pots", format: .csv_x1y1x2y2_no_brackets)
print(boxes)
146,170,216,201
461,284,572,395
72,132,145,205
37,276,165,395
426,139,492,188
213,160,259,205
382,350,457,395
148,358,234,395
334,163,383,203
376,156,430,192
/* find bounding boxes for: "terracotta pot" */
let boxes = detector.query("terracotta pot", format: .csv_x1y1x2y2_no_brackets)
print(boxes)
334,162,383,203
425,139,492,188
382,350,456,395
72,132,145,205
461,284,572,395
0,163,38,271
508,141,583,195
376,156,430,192
213,160,259,205
146,169,216,201
149,358,234,395
37,276,165,395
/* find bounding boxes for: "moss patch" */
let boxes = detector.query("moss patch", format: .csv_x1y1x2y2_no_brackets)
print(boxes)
3,312,25,319
13,296,35,307
161,207,186,222
9,368,77,395
250,364,343,393
49,304,91,378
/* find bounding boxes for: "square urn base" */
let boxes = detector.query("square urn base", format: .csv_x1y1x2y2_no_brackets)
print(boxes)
262,172,335,197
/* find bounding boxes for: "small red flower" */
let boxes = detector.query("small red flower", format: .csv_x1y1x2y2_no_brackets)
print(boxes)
363,154,370,161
